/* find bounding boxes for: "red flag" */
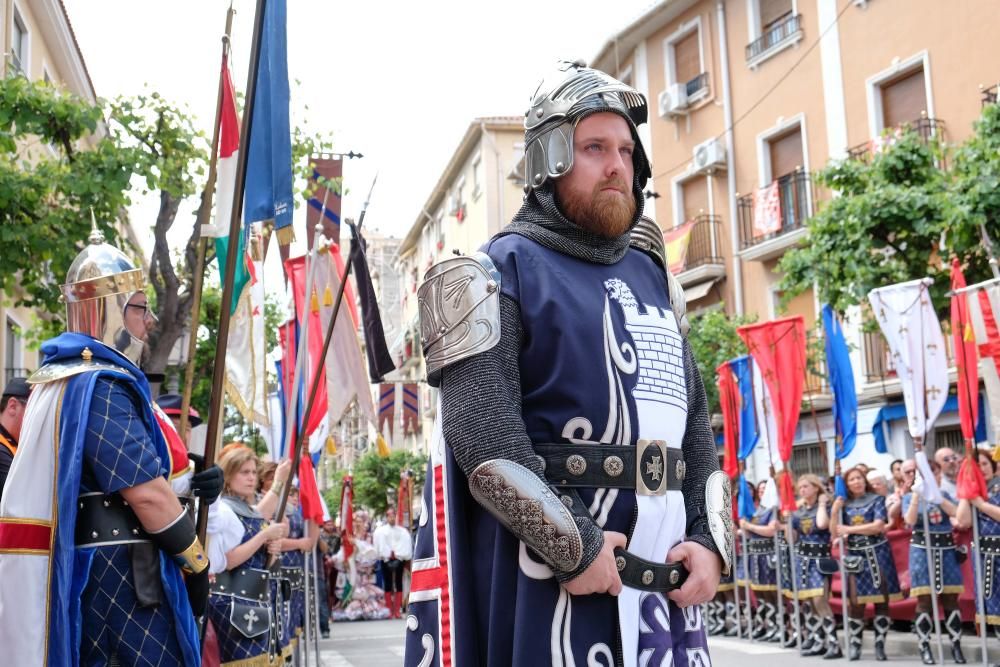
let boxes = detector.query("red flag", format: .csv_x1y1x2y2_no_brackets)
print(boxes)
717,362,739,479
298,453,324,524
396,472,413,528
285,255,329,437
952,258,987,500
738,316,806,463
778,470,798,513
339,475,354,560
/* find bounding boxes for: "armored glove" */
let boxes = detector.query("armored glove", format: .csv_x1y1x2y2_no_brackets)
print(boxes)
188,453,224,505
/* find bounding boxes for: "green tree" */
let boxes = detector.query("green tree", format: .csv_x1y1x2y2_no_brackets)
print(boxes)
777,128,953,318
686,307,755,416
352,449,427,517
949,102,1000,282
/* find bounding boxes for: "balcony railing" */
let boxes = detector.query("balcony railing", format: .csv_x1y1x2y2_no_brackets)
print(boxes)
746,13,802,62
737,170,813,252
4,367,30,384
671,214,724,275
982,83,998,108
846,117,946,163
685,72,708,98
863,324,956,384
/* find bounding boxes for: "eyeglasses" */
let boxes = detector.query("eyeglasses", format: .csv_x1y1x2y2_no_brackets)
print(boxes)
941,455,960,463
125,303,158,322
903,470,917,476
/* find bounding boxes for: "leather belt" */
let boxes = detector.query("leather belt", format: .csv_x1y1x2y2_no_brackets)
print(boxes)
796,542,831,558
211,567,271,603
535,441,685,496
981,535,1000,554
911,531,955,549
614,548,689,593
75,492,149,547
281,566,304,590
746,540,773,555
847,535,886,550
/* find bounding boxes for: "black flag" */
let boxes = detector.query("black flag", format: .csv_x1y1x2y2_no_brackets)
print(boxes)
349,224,396,382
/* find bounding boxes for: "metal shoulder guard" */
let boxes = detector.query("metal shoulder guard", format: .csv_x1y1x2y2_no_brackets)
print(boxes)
468,459,583,572
418,252,502,387
629,216,689,335
705,470,734,575
28,358,132,385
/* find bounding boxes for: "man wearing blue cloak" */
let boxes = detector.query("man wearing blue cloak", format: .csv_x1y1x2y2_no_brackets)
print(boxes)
404,62,733,667
0,220,207,666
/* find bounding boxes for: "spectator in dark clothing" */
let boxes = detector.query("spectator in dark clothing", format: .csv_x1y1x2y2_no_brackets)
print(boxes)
0,377,30,501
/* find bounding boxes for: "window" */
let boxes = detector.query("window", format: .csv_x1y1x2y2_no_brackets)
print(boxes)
880,67,927,129
5,317,24,382
927,426,963,457
666,22,708,100
760,0,793,32
790,442,827,477
746,0,802,65
471,152,482,199
10,9,28,76
767,125,804,182
681,176,708,222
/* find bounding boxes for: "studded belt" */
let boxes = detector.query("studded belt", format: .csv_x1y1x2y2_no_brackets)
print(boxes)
75,492,150,547
846,534,886,550
281,566,304,590
746,539,774,555
211,567,271,603
981,535,1000,555
796,542,832,559
910,531,955,549
535,441,685,496
614,548,689,593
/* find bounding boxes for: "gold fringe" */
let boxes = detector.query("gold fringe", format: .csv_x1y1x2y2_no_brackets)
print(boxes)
323,286,333,306
976,612,1000,626
221,654,271,667
311,289,319,314
784,587,827,600
275,224,296,246
749,583,778,592
717,583,735,592
854,592,904,604
910,585,965,597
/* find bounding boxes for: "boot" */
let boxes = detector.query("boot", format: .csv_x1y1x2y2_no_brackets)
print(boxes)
873,614,890,662
799,608,818,654
715,600,728,635
914,612,936,665
848,618,864,661
724,601,739,637
762,602,781,642
706,601,722,635
752,601,771,640
803,613,825,656
822,616,844,659
395,591,404,619
945,609,966,664
384,592,396,618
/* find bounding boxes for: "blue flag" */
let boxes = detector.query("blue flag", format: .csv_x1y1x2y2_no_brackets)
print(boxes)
821,304,858,459
244,0,293,245
737,474,756,519
730,355,758,460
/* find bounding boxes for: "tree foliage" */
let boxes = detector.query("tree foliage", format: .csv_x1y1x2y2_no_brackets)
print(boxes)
685,306,756,415
351,449,427,517
949,102,1000,281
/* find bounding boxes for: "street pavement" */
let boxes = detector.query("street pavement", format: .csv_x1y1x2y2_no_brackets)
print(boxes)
316,618,997,666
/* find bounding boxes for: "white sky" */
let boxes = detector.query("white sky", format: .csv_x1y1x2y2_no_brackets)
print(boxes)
62,0,657,294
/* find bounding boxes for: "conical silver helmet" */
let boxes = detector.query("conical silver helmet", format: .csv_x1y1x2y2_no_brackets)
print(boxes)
61,215,146,364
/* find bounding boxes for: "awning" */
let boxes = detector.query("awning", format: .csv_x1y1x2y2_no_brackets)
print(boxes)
683,279,717,303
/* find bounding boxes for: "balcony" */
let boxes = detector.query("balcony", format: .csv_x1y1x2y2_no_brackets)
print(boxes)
668,215,726,288
846,117,946,163
746,13,803,66
862,325,956,385
684,72,709,100
982,83,998,108
737,170,814,262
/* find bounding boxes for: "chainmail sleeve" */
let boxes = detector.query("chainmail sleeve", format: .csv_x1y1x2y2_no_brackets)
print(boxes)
680,339,724,560
440,294,604,581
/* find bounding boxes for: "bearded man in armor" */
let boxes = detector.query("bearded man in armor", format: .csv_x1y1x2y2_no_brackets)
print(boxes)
0,219,206,666
403,62,732,667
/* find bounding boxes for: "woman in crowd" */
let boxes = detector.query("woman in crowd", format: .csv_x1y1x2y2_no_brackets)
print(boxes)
977,447,999,493
785,474,841,659
957,451,1000,654
902,458,967,664
206,446,290,666
741,479,780,641
332,510,391,622
831,466,901,662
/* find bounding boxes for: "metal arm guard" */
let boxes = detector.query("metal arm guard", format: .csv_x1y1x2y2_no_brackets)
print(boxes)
418,252,502,387
629,216,689,335
468,459,584,572
705,470,734,575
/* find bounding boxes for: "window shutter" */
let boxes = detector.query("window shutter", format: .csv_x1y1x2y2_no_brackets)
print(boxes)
881,68,927,129
759,0,793,29
674,31,701,86
768,127,803,181
681,176,709,222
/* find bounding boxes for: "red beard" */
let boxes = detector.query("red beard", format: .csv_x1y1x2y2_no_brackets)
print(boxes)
557,177,636,238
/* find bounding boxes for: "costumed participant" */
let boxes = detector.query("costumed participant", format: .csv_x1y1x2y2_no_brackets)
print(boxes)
373,506,414,619
0,376,30,501
205,446,289,666
0,223,206,666
902,459,967,665
279,487,311,654
977,448,999,493
785,474,840,659
957,466,1000,650
333,510,390,622
403,60,731,667
831,466,901,662
741,481,779,641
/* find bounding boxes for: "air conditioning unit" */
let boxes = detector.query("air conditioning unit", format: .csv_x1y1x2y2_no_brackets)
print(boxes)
657,82,689,118
693,137,726,172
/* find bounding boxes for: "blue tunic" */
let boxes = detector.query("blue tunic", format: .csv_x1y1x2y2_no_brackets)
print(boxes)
976,485,1000,625
282,506,306,646
404,233,708,667
842,493,901,604
746,507,777,591
787,503,832,599
902,492,963,597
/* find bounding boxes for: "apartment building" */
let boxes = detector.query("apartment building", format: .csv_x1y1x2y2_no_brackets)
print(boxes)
592,0,1000,479
1,0,99,383
394,117,526,452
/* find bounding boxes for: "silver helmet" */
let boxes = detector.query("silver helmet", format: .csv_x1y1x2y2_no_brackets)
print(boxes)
61,214,147,365
524,60,652,192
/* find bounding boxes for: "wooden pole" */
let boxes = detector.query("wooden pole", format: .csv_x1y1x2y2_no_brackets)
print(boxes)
198,0,269,543
180,5,235,444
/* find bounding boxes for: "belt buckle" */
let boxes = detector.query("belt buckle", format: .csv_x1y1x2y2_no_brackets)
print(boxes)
636,439,668,496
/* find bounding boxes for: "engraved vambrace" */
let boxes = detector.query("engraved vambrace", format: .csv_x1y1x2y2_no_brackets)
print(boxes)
705,470,734,576
468,459,584,572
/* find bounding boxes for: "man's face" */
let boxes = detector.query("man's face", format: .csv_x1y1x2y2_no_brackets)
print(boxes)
935,447,959,478
869,476,888,496
124,292,155,342
386,508,396,524
891,461,902,481
2,396,28,439
553,112,637,238
901,461,917,488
